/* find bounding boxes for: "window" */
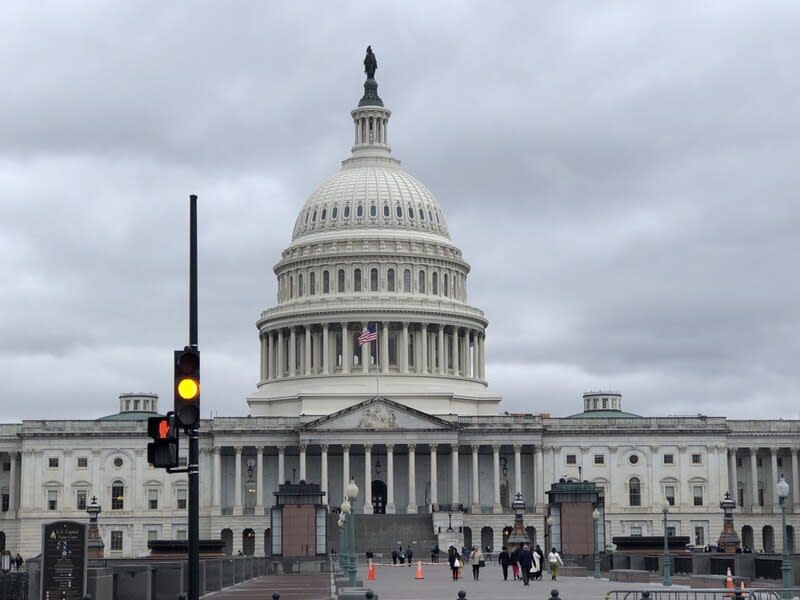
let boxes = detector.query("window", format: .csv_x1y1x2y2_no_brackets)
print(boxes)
691,454,702,465
443,273,449,296
331,207,338,220
320,208,326,221
370,204,377,217
77,457,88,468
418,271,426,293
112,481,124,510
736,457,742,467
337,269,345,293
323,270,330,293
148,489,158,510
354,269,362,292
310,272,316,295
311,210,316,222
738,488,744,507
409,206,415,219
298,274,304,297
387,268,395,292
370,268,378,291
111,531,123,552
289,276,294,299
629,454,639,465
76,489,87,510
602,398,608,408
693,485,703,506
594,454,604,465
356,205,364,217
383,204,389,217
147,530,159,543
758,488,764,507
629,477,641,506
403,269,411,292
667,526,677,537
344,206,351,218
48,457,59,468
47,490,58,511
177,488,187,509
178,456,187,467
432,272,438,295
2,494,8,512
420,209,425,221
778,457,783,467
176,529,187,541
630,526,642,537
694,526,705,546
396,205,402,218
663,454,674,465
664,485,675,506
566,454,577,465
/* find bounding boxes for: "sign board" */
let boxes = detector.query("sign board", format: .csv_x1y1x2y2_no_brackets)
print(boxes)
40,520,87,600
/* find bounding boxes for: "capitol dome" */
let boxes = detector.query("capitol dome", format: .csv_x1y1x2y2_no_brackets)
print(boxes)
248,56,500,418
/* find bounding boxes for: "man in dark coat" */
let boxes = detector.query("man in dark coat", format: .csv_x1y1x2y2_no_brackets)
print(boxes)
498,546,511,580
518,544,534,585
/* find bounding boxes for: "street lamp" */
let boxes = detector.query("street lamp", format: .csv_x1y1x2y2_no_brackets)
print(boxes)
662,498,672,587
447,512,454,533
592,508,601,579
1,550,12,600
776,474,791,599
344,479,359,587
546,515,554,551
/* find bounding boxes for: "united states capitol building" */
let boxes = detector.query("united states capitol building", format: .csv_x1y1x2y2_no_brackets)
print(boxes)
1,55,797,560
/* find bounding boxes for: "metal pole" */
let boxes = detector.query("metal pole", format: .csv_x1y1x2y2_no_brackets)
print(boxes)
593,518,601,579
187,194,200,600
189,194,198,349
781,498,791,599
662,510,671,586
348,508,357,586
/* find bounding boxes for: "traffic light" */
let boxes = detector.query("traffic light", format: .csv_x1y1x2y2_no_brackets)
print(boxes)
147,415,178,468
174,347,200,429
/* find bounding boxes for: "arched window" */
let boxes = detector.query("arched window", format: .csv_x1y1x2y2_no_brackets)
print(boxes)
354,269,362,292
310,272,316,295
418,271,426,293
383,204,390,217
443,273,449,297
396,205,402,218
337,269,345,293
629,477,641,507
112,480,125,510
356,205,364,217
344,205,351,218
409,206,415,219
388,330,398,366
432,272,438,295
370,268,378,291
298,274,303,297
289,276,294,299
323,271,330,294
403,269,411,292
370,204,377,217
331,207,338,220
420,209,425,221
312,210,317,222
387,268,395,292
320,208,327,221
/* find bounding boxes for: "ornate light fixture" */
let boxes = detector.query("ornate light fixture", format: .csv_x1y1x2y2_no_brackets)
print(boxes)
374,458,382,477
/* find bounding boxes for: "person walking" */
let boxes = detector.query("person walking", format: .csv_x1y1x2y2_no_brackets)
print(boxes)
405,546,413,566
391,548,398,565
448,546,461,580
548,547,564,581
532,544,545,580
498,545,510,580
469,545,483,581
518,544,533,585
510,545,520,580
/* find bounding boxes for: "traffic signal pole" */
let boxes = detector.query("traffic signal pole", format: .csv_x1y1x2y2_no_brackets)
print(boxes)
188,194,200,600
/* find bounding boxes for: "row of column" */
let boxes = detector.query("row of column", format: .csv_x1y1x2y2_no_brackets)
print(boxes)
259,322,485,382
354,113,388,146
211,443,533,515
728,447,800,510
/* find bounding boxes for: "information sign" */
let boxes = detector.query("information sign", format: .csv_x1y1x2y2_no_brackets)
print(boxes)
40,520,87,600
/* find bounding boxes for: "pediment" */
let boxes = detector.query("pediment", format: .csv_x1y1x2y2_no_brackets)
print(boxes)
303,397,453,432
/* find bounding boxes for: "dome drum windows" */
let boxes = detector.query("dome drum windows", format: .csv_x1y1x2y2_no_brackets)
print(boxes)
387,268,395,292
331,207,338,220
403,269,411,293
418,270,426,294
356,205,364,218
432,272,438,295
323,271,330,294
396,205,403,218
408,207,415,219
629,477,641,507
337,269,345,293
370,205,377,218
310,272,316,295
370,268,379,292
383,204,390,217
344,206,351,218
354,268,362,292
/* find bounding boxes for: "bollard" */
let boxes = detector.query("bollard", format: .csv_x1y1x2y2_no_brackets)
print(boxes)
457,591,467,600
550,591,561,600
272,594,280,600
640,592,650,600
365,591,374,599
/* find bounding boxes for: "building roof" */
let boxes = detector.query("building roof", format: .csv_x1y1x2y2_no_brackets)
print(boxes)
97,410,160,421
565,409,642,419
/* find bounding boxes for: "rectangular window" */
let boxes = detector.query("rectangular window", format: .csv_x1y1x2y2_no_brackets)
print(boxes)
111,531,123,552
76,489,87,511
323,270,330,293
630,526,642,537
566,454,577,465
738,488,744,507
691,453,702,465
147,529,159,543
2,494,9,512
148,489,158,510
664,485,676,506
48,457,59,468
667,526,677,537
694,526,705,546
758,488,764,507
176,529,187,541
594,454,604,465
77,457,88,468
112,484,124,510
177,489,187,510
663,454,674,465
354,269,361,292
693,486,703,506
48,490,58,511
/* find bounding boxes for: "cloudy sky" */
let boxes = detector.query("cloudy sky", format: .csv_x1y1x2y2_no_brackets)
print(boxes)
1,2,798,421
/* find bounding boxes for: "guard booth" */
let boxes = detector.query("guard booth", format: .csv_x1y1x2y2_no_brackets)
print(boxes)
270,482,327,557
546,480,605,556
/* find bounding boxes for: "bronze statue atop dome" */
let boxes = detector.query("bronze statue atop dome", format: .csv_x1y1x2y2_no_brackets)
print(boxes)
364,45,377,79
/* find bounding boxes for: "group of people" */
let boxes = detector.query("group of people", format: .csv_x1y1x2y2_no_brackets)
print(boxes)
390,545,413,565
498,545,563,584
1,551,23,571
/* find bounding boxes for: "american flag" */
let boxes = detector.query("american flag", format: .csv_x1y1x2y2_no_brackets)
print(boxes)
358,324,377,345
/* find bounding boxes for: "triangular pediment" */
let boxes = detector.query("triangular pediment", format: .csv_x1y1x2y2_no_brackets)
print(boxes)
303,397,454,431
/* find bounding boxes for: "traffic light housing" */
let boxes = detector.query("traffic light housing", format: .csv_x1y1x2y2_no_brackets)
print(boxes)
147,415,178,468
174,347,200,429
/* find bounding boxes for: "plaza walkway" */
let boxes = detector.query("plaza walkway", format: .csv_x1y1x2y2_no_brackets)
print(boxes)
202,572,332,600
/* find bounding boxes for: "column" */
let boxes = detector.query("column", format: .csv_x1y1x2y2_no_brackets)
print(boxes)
479,334,485,379
401,323,409,373
256,447,264,515
770,448,779,511
213,448,222,508
342,323,350,374
276,330,284,377
278,445,286,486
438,326,445,374
430,444,438,508
234,446,243,515
607,446,617,507
289,328,297,376
386,444,395,514
259,334,266,381
708,446,719,507
364,444,373,513
514,445,522,497
420,324,428,374
534,446,544,507
322,324,330,374
305,327,312,375
729,448,738,499
464,331,472,377
361,322,369,372
8,452,17,511
321,445,329,505
471,445,480,510
451,327,459,374
343,444,351,490
750,450,759,509
381,322,389,374
492,445,502,513
299,444,307,482
792,448,799,508
266,332,273,379
451,444,460,506
471,331,478,378
407,444,417,513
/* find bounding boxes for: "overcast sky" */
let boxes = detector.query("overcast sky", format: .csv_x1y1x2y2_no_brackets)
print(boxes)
1,2,798,421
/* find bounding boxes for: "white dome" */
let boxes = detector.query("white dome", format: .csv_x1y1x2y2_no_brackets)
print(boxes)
292,161,450,242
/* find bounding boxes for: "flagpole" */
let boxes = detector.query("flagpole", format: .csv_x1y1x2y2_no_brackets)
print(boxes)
375,327,380,397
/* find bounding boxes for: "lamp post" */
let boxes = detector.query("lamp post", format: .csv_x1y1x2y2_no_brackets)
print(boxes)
546,515,554,551
1,550,11,600
345,479,359,587
592,508,601,579
337,502,348,572
662,499,672,587
777,474,791,599
447,512,453,533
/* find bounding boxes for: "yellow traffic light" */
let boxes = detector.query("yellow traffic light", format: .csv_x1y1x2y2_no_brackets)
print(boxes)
177,377,199,400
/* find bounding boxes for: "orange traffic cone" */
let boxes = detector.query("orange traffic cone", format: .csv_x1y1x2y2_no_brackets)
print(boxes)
725,566,734,597
415,560,424,579
367,559,376,581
